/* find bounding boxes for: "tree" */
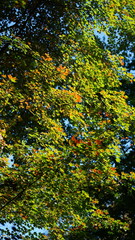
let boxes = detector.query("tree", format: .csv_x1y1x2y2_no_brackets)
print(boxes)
0,0,135,239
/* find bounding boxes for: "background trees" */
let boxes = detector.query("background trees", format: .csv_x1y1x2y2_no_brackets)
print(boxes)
0,0,135,239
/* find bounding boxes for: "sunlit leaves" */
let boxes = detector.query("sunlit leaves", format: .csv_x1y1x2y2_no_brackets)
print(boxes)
1,0,135,239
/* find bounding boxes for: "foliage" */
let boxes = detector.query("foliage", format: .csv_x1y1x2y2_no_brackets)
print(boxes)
0,0,135,239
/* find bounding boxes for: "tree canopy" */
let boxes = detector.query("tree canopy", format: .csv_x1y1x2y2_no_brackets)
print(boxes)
0,0,135,239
